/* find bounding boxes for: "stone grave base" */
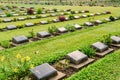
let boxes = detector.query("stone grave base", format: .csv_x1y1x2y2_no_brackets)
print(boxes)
60,58,95,70
11,41,29,47
95,48,114,57
111,44,120,48
49,71,66,80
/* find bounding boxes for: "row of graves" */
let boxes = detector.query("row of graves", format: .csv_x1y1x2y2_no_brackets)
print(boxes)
0,11,111,32
29,35,120,80
0,15,118,50
0,5,89,18
1,10,90,23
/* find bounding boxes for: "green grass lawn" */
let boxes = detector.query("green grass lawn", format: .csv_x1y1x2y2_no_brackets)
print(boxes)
1,5,120,79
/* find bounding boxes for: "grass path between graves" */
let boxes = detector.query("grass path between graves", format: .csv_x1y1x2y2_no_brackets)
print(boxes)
1,20,120,79
0,14,111,42
66,49,120,80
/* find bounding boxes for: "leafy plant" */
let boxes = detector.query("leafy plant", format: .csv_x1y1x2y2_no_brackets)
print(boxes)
109,16,115,21
6,13,13,17
71,11,75,14
37,8,42,14
16,25,24,29
64,12,68,15
0,54,33,80
79,45,95,57
69,14,74,20
48,26,58,35
0,40,11,48
65,24,76,32
53,8,57,12
101,34,112,45
29,29,35,38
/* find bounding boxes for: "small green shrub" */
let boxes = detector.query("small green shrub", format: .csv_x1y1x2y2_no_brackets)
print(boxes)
53,8,57,12
36,15,41,18
102,19,108,23
109,16,115,21
29,29,35,38
64,12,68,15
0,40,11,48
48,26,58,35
13,18,17,22
65,24,76,32
37,8,42,14
79,45,95,57
101,34,112,45
71,11,75,14
6,13,13,17
16,25,24,29
69,14,74,20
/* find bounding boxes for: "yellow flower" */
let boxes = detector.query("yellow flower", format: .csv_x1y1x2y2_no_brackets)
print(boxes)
30,64,34,69
1,56,5,62
13,68,19,73
21,58,25,63
25,56,31,61
16,54,21,59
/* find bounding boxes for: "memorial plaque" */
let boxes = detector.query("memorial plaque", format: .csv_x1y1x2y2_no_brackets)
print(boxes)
30,16,36,19
41,15,47,18
40,21,48,24
37,31,51,38
3,19,11,22
81,15,87,18
111,36,120,44
92,42,108,52
66,50,88,65
6,25,17,30
12,35,29,44
104,18,111,22
84,22,93,26
53,19,59,22
95,20,102,24
50,14,56,16
58,27,68,33
74,24,82,29
25,23,34,27
18,17,25,21
30,63,57,80
13,14,19,16
74,16,80,19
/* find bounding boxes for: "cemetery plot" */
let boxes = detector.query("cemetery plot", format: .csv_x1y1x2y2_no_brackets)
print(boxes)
74,24,82,29
25,23,34,27
91,42,114,57
58,27,68,33
12,35,29,45
60,50,94,70
3,19,12,22
6,25,17,30
30,63,66,80
84,22,93,26
37,31,51,38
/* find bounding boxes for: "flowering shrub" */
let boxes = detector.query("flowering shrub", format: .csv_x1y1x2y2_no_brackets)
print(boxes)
27,8,34,15
58,16,66,22
0,54,34,80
